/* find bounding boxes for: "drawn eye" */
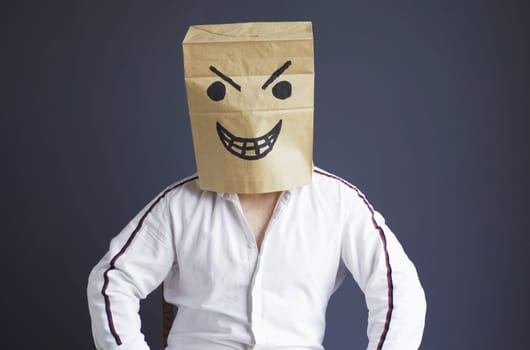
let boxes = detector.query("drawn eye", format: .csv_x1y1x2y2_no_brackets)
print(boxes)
207,81,226,101
272,80,291,100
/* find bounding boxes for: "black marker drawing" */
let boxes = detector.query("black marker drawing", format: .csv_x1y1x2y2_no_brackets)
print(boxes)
216,120,282,160
210,61,292,159
209,66,241,91
262,60,292,89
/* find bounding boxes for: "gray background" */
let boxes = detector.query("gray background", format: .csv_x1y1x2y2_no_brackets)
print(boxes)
3,0,529,349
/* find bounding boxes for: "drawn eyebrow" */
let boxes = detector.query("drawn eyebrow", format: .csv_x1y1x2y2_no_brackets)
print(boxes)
261,60,292,90
209,66,241,91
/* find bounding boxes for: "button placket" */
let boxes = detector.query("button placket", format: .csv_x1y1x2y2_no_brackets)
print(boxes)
229,190,292,348
248,191,292,346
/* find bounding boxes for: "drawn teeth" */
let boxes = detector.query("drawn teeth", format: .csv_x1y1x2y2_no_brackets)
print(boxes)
216,120,282,160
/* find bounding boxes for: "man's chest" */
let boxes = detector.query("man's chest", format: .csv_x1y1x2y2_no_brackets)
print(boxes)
170,199,345,299
238,192,281,252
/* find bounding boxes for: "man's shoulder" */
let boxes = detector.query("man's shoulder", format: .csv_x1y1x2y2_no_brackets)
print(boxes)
312,166,377,207
160,173,201,201
309,166,379,220
312,166,360,193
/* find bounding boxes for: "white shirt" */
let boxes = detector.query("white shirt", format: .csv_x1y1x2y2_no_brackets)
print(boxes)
87,167,426,350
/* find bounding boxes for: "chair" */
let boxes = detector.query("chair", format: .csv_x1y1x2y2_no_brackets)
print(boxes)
161,287,174,349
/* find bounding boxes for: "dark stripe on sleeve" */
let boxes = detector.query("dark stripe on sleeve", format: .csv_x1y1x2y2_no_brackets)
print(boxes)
314,169,394,350
101,176,198,345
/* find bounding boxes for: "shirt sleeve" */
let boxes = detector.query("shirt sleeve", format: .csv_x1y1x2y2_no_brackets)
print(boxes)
87,189,176,350
341,190,426,350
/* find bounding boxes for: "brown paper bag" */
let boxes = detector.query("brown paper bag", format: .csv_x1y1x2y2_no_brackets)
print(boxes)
183,22,314,193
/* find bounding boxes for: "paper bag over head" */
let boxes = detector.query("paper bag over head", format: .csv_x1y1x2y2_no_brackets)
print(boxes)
183,21,314,194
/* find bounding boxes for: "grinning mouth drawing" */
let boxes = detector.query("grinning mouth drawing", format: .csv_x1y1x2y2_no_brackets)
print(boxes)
216,120,282,160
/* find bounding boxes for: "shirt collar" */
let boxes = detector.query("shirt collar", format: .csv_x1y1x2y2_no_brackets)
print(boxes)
217,189,293,202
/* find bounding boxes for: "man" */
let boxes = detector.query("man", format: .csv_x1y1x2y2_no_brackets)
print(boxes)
87,22,426,350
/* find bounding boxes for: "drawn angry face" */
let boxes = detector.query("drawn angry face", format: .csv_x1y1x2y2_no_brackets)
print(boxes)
206,61,292,160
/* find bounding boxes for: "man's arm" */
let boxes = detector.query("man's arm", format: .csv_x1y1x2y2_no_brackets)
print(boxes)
341,189,426,350
87,190,175,350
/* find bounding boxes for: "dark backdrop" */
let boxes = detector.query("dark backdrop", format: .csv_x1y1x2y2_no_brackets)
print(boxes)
3,1,529,349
